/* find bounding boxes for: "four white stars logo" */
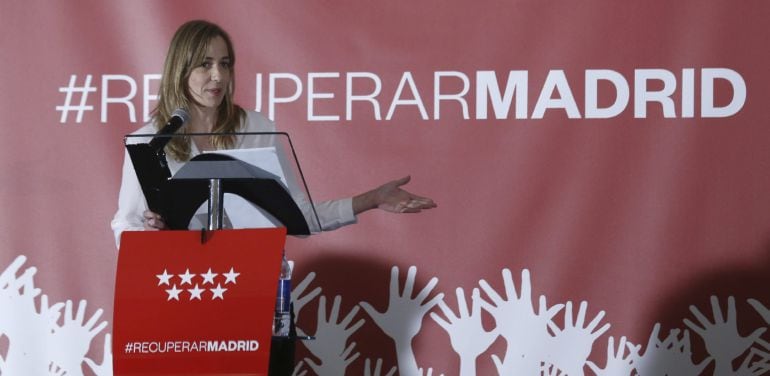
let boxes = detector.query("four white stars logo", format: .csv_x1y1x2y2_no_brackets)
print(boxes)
156,267,240,301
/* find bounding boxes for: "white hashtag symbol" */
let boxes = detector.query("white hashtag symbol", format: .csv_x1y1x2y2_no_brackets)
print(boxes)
56,74,97,123
124,342,133,354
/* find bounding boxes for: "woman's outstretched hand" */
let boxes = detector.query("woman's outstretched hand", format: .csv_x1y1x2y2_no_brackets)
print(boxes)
353,176,437,215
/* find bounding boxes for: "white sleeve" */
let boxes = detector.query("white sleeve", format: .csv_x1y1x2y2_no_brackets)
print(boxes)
312,198,357,232
110,149,148,248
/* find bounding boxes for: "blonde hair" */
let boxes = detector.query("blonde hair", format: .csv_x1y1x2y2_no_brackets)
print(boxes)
154,20,245,161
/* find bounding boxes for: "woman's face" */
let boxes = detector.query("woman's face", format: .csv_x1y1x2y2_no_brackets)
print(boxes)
187,36,231,110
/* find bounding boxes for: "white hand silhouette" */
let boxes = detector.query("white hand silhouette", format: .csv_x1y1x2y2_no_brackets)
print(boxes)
541,362,565,376
0,257,54,375
749,298,770,325
48,363,66,376
305,341,360,376
49,299,108,376
292,359,308,376
0,257,41,336
747,298,770,351
418,367,445,376
430,287,497,376
633,324,671,375
1,257,109,376
684,296,765,375
302,295,365,364
478,269,563,371
364,358,397,376
292,271,322,325
84,333,112,376
360,265,443,376
547,300,610,376
667,330,713,376
586,336,639,376
38,295,65,328
0,255,30,288
734,347,770,376
633,325,712,376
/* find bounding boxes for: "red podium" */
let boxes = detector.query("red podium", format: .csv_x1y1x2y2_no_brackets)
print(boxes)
114,228,286,375
115,131,319,375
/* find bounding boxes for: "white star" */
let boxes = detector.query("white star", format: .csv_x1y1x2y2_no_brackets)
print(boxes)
201,268,218,285
166,284,182,301
210,284,227,300
156,269,173,286
223,267,240,285
178,269,196,285
188,284,204,300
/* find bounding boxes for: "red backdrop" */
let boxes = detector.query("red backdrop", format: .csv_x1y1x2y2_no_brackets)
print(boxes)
2,1,770,375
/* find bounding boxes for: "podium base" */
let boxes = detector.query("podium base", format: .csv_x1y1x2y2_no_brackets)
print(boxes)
268,336,295,376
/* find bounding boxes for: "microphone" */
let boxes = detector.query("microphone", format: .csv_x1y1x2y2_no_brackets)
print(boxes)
148,108,190,152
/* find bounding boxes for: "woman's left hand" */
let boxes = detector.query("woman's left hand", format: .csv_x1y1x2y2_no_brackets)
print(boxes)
354,176,437,214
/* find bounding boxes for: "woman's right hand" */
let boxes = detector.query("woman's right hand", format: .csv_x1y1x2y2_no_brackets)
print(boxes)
143,210,167,230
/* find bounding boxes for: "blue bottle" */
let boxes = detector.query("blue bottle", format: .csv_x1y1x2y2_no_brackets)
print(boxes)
273,251,292,337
